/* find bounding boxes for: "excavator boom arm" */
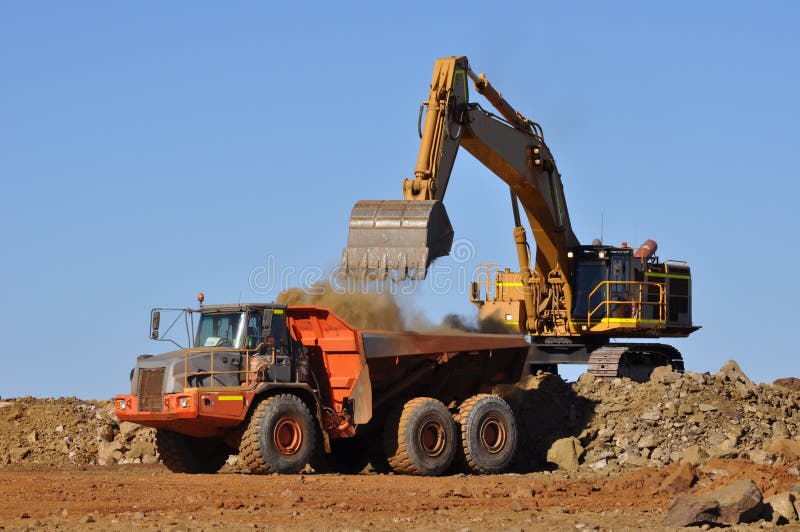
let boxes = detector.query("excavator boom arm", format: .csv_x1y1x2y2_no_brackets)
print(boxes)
343,56,578,288
459,105,578,276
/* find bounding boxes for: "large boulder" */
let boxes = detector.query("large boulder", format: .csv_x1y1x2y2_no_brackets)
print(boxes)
125,440,157,461
763,491,799,524
680,445,708,467
9,447,30,463
773,377,800,391
117,421,141,440
713,479,764,523
666,497,721,527
1,402,25,420
766,438,800,461
650,365,679,384
660,461,697,493
665,479,764,527
546,437,584,472
716,360,757,396
96,439,124,466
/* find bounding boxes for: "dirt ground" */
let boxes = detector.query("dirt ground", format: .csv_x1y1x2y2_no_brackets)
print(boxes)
0,459,797,531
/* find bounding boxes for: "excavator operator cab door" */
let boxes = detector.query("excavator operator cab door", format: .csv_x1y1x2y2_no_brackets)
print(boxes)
571,249,635,324
571,259,606,319
608,252,632,319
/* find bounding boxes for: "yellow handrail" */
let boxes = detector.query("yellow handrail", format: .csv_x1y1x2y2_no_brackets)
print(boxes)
472,262,499,302
586,281,666,326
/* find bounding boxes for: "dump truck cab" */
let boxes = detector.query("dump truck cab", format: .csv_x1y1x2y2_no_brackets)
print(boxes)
189,303,298,385
131,303,300,395
118,301,318,444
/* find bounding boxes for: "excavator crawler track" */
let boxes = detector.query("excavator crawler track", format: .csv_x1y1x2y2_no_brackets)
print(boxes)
588,343,683,382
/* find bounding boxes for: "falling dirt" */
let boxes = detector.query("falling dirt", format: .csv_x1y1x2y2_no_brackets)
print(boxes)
277,282,406,331
276,281,506,333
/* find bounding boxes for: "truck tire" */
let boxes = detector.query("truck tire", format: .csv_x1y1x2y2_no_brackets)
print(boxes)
155,429,230,474
384,397,457,476
455,394,517,474
239,394,316,474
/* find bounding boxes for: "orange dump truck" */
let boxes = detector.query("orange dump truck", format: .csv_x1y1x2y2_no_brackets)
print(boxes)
115,301,530,476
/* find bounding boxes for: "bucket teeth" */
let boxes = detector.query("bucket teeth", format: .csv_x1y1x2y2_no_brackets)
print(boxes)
341,200,454,280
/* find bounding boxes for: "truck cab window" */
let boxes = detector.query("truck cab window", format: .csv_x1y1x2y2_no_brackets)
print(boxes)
196,313,246,348
246,313,262,349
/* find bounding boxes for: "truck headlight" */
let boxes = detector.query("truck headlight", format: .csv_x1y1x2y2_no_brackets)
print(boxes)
179,397,191,408
117,399,127,411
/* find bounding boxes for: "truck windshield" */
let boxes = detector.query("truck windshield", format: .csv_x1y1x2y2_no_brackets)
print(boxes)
195,312,246,348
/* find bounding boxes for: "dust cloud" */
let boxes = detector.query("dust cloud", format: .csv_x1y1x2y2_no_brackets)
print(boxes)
277,282,510,334
277,283,406,331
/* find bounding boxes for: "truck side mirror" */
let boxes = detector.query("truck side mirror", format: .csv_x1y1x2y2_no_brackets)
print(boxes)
151,310,160,339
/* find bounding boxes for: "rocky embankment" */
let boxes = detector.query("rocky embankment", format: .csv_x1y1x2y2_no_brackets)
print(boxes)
580,361,800,470
2,361,798,473
0,398,158,467
498,360,800,526
2,360,800,526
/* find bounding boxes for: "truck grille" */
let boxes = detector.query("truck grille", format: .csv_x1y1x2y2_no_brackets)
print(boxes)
137,368,165,412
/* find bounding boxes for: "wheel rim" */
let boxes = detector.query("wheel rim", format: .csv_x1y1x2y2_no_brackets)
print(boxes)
273,417,302,455
479,415,507,454
417,418,446,457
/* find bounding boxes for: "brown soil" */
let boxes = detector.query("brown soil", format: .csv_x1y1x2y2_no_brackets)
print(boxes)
0,459,797,530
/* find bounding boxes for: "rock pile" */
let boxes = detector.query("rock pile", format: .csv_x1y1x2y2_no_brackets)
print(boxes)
0,397,158,467
572,360,800,472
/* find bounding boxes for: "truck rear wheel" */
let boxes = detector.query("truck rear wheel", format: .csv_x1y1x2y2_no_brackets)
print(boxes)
455,394,517,474
384,397,457,476
239,394,315,474
155,429,231,474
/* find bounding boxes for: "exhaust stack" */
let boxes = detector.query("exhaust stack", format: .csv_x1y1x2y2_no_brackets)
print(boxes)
341,200,454,280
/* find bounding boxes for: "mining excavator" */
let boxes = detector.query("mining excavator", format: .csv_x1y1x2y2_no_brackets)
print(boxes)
342,56,699,380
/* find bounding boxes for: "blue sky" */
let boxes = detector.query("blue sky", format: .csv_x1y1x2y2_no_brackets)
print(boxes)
1,2,798,399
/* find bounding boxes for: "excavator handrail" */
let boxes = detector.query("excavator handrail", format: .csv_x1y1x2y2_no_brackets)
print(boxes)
585,281,666,327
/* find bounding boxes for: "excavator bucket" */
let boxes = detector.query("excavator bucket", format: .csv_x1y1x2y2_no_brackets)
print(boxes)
341,200,454,280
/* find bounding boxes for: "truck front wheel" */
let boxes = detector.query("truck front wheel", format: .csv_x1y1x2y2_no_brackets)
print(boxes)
155,429,231,474
239,394,316,474
384,397,457,476
455,394,517,474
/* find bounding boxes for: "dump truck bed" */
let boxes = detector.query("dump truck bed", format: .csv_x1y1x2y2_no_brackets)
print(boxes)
286,306,530,420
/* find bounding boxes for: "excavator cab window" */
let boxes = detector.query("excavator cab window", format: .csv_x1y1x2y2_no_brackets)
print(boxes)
608,253,632,318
